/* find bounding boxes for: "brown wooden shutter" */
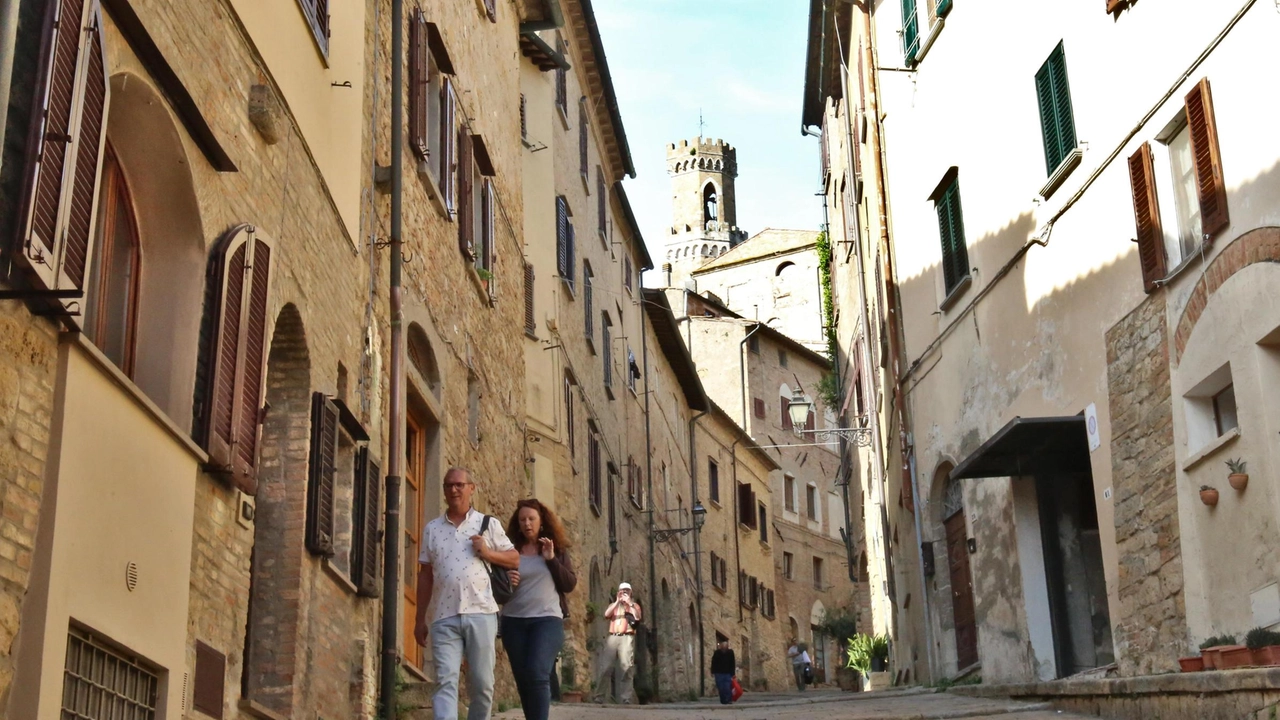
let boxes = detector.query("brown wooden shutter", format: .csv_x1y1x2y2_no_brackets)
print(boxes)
408,9,428,159
193,641,226,719
1184,78,1229,242
805,408,816,432
17,0,110,298
441,78,456,212
753,397,765,419
1106,0,1127,12
457,129,474,258
484,179,496,298
353,447,381,597
483,0,496,22
1127,142,1166,293
780,396,792,431
307,392,338,556
737,482,752,526
597,170,606,237
555,196,568,278
523,262,536,334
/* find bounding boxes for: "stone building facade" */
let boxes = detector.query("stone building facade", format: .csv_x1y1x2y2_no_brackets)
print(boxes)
804,0,1280,688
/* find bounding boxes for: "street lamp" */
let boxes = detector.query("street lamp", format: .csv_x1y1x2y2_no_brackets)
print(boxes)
650,501,706,541
787,387,873,447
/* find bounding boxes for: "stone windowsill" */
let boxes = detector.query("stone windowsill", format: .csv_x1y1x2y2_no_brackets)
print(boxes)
239,697,289,720
465,264,495,308
939,274,972,312
1182,426,1240,473
1040,148,1083,200
416,159,453,221
322,557,360,596
916,18,945,64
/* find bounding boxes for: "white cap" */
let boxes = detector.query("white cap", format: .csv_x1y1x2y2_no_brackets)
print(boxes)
618,582,632,591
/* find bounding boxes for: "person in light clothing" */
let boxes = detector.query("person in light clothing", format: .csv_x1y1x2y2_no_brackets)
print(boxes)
593,582,642,704
787,639,811,692
414,467,519,720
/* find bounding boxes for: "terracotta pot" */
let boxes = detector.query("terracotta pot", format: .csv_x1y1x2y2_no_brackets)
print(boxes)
1178,656,1205,672
1200,488,1220,506
560,691,584,703
1253,646,1280,666
1229,473,1249,491
1201,648,1219,670
1219,645,1253,669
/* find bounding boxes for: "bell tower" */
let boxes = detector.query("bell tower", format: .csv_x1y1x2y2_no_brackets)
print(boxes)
663,137,748,287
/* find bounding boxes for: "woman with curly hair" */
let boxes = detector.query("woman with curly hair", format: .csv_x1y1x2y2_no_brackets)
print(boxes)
501,499,577,720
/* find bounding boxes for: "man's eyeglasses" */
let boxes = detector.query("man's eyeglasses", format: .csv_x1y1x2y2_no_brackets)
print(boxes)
443,482,472,492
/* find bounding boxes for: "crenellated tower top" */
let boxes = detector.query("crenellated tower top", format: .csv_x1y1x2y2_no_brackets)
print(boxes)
663,137,747,287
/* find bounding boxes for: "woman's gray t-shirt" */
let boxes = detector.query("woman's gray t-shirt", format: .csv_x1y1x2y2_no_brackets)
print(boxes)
502,553,563,618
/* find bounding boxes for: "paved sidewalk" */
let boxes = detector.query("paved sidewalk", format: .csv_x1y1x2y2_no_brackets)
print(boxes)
493,688,1097,719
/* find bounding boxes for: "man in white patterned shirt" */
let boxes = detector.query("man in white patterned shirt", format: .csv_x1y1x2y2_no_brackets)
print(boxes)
414,467,518,720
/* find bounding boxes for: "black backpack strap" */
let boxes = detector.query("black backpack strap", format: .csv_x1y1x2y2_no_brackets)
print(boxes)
480,514,491,534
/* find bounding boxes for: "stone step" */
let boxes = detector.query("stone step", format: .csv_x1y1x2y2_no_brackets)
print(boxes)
398,679,438,719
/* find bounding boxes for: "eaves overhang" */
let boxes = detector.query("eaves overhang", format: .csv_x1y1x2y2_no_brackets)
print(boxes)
950,416,1091,481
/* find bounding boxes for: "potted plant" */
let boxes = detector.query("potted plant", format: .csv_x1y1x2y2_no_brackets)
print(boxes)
869,634,890,673
559,653,584,703
1226,459,1249,491
1200,485,1220,507
846,633,872,678
1200,635,1238,669
1246,627,1280,666
1178,652,1204,672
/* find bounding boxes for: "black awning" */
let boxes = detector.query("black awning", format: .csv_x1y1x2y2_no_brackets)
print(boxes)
950,416,1090,480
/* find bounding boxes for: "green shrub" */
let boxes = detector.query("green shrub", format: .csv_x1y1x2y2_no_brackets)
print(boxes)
1199,634,1238,649
1246,628,1280,650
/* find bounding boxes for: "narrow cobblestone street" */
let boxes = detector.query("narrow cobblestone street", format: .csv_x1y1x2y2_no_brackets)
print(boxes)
496,690,1095,719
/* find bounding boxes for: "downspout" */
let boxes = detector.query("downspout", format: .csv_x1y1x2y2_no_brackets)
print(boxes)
688,409,708,697
643,315,659,697
379,0,405,716
731,439,743,624
738,323,764,429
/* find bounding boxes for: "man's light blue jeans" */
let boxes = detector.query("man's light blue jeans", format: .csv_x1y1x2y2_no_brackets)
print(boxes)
432,613,498,720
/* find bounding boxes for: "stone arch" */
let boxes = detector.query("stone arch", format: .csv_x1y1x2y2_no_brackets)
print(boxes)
702,181,719,225
1174,227,1280,365
776,260,797,276
789,617,801,644
243,304,311,715
99,71,205,427
809,599,826,628
407,322,442,402
701,244,709,257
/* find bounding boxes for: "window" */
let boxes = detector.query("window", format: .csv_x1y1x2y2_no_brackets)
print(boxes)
627,457,641,509
583,262,594,347
1129,78,1229,291
597,168,608,241
703,183,718,226
627,348,638,392
296,0,329,56
63,626,160,719
588,432,602,514
523,262,536,337
783,552,794,580
602,313,613,395
784,474,796,512
708,459,720,503
467,373,481,445
737,482,758,528
556,196,575,291
520,93,527,141
813,556,824,590
710,551,720,588
780,393,793,431
624,255,634,294
758,502,768,544
555,36,568,116
748,334,760,354
753,397,766,420
1035,41,1077,176
806,484,818,521
458,134,497,293
778,349,788,368
564,373,576,458
1213,384,1238,436
931,168,969,297
409,10,456,210
84,147,140,375
901,0,920,65
306,392,375,582
579,101,589,181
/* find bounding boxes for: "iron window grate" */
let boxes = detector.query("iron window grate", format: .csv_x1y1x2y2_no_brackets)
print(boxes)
62,626,159,720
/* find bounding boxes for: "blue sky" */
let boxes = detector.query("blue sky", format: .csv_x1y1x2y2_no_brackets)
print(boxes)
593,0,823,264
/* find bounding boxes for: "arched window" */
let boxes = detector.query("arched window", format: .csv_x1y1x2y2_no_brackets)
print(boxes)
84,145,141,374
703,182,719,225
775,261,796,276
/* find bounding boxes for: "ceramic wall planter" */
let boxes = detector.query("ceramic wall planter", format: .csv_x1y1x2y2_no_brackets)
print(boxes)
1218,646,1254,669
1252,645,1280,666
1178,656,1205,672
1229,473,1249,491
1200,488,1220,506
559,691,584,703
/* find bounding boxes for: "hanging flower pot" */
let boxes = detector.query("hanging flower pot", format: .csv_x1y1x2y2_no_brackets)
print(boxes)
1200,486,1220,507
1226,458,1249,491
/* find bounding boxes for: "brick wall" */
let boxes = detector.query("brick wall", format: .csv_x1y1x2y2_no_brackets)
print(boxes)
1106,293,1187,676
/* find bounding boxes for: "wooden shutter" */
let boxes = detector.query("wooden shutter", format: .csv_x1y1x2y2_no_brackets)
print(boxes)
523,262,536,335
805,408,816,432
1035,43,1075,175
566,223,576,291
307,392,338,556
1127,142,1167,292
484,179,496,297
556,196,569,279
17,0,110,299
780,396,792,431
408,9,428,159
901,0,919,63
1106,0,1128,12
624,256,633,292
520,94,527,141
196,225,273,495
441,78,456,212
1184,78,1229,241
753,397,765,419
579,103,588,177
458,129,474,258
737,483,751,526
483,0,496,22
597,170,606,238
193,641,226,719
583,270,593,337
353,447,381,597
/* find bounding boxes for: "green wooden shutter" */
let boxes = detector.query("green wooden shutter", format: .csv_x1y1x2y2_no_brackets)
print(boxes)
901,0,920,64
937,0,953,17
1035,42,1076,175
935,180,968,294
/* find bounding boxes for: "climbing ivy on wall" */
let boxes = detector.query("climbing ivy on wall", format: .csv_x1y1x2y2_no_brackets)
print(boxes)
814,231,842,410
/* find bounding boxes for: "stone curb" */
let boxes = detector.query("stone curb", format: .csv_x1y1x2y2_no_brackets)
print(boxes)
949,667,1280,699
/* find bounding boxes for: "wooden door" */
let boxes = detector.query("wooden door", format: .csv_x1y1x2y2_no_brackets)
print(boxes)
403,412,425,668
945,511,979,669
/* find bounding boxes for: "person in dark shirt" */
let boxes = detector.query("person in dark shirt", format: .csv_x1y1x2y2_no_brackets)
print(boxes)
710,639,737,704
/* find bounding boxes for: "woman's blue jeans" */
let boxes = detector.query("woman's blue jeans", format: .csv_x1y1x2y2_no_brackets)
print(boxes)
500,615,565,720
714,673,734,704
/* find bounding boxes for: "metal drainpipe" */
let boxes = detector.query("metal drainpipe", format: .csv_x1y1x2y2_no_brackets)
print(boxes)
688,409,708,697
643,311,660,698
738,323,764,430
379,0,405,716
731,439,743,623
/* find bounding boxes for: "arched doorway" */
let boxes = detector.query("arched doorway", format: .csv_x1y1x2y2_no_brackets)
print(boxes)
938,465,978,670
403,322,443,672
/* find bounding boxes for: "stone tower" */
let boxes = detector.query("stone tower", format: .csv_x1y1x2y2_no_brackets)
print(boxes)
663,137,748,287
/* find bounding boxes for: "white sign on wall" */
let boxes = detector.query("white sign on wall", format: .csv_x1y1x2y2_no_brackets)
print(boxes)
1085,403,1101,453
